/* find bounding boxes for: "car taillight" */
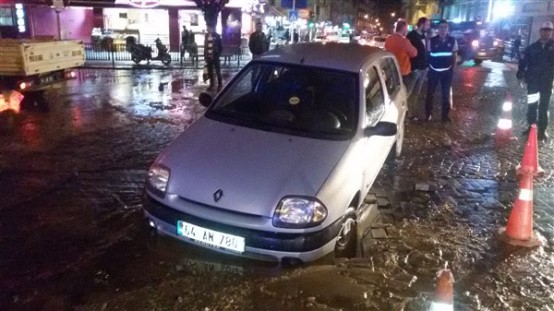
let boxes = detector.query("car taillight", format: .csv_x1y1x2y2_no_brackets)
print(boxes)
471,40,479,48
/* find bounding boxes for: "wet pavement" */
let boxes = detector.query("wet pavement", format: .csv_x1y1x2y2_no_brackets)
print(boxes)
0,61,553,310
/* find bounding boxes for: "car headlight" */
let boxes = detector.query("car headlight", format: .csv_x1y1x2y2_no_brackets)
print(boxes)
147,164,170,195
471,40,479,48
272,197,327,228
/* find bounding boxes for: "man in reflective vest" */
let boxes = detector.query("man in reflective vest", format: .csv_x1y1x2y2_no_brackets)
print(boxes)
425,19,458,122
517,21,554,141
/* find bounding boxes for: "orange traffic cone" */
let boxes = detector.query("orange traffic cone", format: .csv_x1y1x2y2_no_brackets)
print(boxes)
494,93,516,146
516,124,545,177
498,173,542,247
429,268,454,311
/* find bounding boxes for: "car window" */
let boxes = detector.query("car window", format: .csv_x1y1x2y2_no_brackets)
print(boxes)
381,57,401,97
207,63,359,140
365,66,385,125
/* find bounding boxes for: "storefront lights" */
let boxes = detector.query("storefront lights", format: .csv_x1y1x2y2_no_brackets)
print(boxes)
15,4,26,33
127,0,162,8
493,0,515,19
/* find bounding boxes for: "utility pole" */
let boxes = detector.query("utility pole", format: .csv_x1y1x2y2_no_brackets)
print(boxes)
290,0,296,44
53,0,65,40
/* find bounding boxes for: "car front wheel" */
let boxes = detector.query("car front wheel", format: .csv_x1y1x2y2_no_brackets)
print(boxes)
334,212,357,258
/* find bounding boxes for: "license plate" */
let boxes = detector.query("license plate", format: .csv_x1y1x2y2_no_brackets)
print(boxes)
478,52,487,56
176,221,245,253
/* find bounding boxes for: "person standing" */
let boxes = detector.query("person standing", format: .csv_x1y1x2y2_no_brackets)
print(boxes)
249,22,267,59
517,22,554,141
181,26,190,61
406,17,430,120
384,19,418,97
204,25,223,91
425,19,458,122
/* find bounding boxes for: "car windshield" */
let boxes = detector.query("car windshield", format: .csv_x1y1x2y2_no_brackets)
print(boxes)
206,63,359,140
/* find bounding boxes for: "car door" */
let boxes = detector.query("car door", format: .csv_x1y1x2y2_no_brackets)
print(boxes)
380,56,406,124
361,64,388,192
380,56,407,156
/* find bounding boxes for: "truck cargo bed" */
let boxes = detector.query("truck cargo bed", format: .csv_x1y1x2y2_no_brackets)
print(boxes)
0,39,85,76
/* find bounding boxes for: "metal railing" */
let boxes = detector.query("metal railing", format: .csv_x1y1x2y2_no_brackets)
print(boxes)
83,42,246,68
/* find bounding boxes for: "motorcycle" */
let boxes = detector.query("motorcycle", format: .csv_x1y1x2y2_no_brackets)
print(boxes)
126,37,171,65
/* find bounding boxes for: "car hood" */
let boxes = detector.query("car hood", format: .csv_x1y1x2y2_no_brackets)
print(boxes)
159,117,350,218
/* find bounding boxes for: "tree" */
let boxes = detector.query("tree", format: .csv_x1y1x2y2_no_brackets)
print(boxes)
193,0,230,27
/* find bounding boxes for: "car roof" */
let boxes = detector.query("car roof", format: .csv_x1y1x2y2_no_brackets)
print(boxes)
258,42,390,72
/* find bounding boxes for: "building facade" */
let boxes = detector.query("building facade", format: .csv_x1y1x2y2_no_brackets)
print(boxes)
402,0,440,25
443,0,554,46
1,0,270,50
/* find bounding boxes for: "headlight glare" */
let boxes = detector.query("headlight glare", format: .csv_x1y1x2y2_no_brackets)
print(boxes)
273,197,327,228
147,165,170,193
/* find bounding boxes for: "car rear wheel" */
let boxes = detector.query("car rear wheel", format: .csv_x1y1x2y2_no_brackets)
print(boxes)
334,212,357,258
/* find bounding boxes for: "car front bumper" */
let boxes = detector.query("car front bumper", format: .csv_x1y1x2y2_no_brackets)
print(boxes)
142,193,342,263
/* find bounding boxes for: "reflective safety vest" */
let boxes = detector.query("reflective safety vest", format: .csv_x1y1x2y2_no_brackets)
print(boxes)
429,35,456,72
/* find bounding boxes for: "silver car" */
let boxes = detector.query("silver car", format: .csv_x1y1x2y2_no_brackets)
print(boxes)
143,43,407,263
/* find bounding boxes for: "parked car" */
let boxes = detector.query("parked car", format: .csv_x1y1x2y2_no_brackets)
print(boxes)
369,35,387,49
143,43,407,263
470,34,504,64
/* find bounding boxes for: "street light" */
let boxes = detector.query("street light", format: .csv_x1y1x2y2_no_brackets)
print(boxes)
364,14,369,19
391,12,396,17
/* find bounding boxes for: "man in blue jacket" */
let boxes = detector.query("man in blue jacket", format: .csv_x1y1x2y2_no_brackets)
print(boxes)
517,21,554,141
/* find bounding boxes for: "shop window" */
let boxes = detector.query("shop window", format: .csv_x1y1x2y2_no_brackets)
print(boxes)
119,12,127,19
0,8,14,26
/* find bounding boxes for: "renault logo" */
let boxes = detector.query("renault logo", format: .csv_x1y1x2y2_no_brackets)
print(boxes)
213,189,223,203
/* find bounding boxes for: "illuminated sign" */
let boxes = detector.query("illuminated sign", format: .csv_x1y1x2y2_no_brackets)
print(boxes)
127,0,162,8
115,0,249,8
15,3,26,33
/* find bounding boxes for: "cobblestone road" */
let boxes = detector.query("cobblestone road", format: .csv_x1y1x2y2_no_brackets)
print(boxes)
0,61,552,310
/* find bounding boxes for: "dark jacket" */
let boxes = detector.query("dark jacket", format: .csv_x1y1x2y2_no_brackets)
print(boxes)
204,32,223,60
428,35,457,71
181,29,189,45
407,29,428,70
517,39,554,84
249,31,267,55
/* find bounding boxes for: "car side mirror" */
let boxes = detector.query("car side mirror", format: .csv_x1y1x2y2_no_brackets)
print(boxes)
198,92,213,108
364,121,397,137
